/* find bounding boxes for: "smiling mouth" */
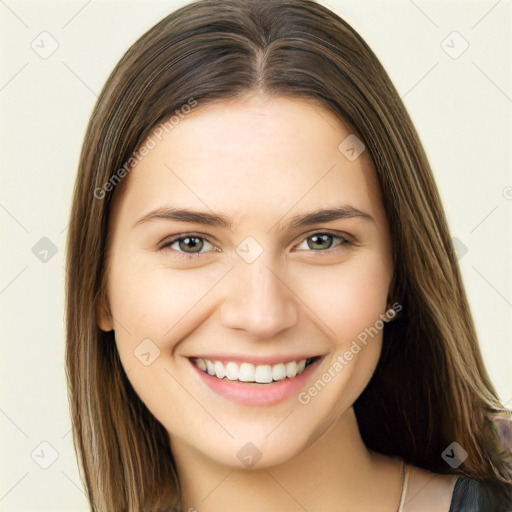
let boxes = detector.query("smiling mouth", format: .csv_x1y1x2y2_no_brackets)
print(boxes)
190,356,322,383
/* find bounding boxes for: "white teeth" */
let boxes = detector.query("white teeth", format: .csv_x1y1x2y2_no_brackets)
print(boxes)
239,362,255,382
193,357,312,383
254,365,273,383
272,363,287,381
214,361,226,379
226,362,239,380
285,361,297,378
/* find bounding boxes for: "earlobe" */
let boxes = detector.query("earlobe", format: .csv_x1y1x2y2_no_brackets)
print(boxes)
384,299,402,322
383,304,395,323
96,294,114,332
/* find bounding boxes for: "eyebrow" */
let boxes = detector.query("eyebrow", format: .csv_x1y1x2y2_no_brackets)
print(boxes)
133,205,374,231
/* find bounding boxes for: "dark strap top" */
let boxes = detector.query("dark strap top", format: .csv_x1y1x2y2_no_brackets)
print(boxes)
449,477,512,512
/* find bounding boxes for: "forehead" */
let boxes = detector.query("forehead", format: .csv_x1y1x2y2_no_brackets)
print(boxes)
113,95,383,228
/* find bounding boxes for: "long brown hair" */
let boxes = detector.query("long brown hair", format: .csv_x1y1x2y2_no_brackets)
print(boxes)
65,1,511,510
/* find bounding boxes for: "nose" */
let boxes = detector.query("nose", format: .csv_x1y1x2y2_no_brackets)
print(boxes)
219,258,299,340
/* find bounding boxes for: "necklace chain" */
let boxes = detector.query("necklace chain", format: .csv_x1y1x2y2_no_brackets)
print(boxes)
396,459,407,512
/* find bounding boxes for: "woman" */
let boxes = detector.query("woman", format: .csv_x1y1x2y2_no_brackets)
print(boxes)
65,0,512,510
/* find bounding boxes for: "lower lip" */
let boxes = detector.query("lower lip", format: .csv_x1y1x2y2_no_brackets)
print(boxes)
189,358,323,406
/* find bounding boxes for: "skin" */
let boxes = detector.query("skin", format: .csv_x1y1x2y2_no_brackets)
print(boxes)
98,94,456,511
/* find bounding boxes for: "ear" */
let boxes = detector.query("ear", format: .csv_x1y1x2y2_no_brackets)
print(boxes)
384,298,403,323
96,292,114,332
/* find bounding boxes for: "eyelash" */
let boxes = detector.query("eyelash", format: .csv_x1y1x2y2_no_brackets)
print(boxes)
159,231,353,260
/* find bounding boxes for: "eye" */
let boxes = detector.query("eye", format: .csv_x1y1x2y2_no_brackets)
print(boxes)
160,234,218,257
294,232,350,252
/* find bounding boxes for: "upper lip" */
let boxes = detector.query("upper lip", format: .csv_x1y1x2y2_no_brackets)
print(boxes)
187,354,324,366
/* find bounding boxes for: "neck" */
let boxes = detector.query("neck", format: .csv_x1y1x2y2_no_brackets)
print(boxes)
171,408,402,512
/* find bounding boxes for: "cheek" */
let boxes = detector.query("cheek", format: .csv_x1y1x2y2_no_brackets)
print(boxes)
105,259,226,425
106,253,228,357
109,265,222,343
291,255,391,344
291,259,389,426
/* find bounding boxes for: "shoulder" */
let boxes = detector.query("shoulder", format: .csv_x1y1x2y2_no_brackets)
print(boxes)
402,464,458,511
400,464,511,512
449,476,512,512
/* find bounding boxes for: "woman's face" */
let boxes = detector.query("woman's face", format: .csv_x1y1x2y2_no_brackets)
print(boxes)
99,94,393,468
